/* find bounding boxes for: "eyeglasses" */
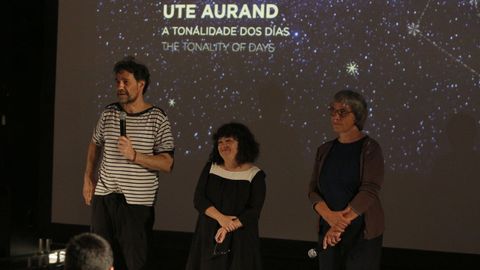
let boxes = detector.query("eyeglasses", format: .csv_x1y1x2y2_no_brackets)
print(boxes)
328,106,352,118
212,242,230,257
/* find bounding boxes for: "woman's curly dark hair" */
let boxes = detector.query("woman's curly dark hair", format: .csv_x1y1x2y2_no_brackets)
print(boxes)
209,122,259,165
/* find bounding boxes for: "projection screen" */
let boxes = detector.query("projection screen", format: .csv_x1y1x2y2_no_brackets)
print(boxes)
53,0,480,254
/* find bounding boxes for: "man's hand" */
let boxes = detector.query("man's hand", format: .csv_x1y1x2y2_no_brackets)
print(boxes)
83,176,95,205
118,136,136,161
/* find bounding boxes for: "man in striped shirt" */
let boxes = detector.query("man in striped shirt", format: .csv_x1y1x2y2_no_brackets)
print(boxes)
82,56,175,270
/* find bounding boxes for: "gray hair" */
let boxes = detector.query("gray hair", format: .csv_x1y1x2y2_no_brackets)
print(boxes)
333,89,368,130
64,233,113,270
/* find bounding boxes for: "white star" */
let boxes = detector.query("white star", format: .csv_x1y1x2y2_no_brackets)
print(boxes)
470,0,478,8
168,99,176,107
407,22,420,37
346,61,359,76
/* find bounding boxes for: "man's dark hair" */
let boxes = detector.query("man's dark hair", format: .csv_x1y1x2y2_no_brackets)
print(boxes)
114,56,151,94
64,233,113,270
209,122,259,165
333,89,368,130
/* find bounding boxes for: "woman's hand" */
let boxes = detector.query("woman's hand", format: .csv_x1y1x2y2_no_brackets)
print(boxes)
322,227,342,249
222,217,242,232
342,206,358,222
324,208,350,230
228,218,243,232
314,202,350,230
215,227,228,243
204,206,240,231
217,215,238,229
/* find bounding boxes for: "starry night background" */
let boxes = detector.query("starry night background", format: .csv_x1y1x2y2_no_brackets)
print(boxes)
47,0,480,251
93,0,479,174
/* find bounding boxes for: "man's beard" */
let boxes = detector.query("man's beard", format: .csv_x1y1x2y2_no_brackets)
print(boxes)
118,91,133,104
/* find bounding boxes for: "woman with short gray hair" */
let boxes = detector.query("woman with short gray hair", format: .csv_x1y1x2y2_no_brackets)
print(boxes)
308,89,385,270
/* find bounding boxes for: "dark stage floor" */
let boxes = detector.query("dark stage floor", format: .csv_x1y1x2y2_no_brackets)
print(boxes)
1,227,479,270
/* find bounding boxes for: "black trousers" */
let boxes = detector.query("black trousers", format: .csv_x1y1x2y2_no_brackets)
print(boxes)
317,220,382,270
91,194,154,270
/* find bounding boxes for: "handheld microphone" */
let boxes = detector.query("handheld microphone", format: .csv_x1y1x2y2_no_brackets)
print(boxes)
119,111,127,137
307,248,318,259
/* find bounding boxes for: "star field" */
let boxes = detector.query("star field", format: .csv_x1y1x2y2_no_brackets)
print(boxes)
94,0,480,173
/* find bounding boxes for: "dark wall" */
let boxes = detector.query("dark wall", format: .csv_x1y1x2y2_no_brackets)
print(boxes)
0,0,57,256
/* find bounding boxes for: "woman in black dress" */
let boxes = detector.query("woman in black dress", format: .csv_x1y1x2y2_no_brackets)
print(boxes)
186,122,266,270
308,90,385,270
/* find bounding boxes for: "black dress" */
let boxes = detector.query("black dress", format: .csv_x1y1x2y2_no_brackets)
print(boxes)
185,162,266,270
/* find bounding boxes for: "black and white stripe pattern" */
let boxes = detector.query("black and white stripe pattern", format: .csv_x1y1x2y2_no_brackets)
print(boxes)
92,103,174,206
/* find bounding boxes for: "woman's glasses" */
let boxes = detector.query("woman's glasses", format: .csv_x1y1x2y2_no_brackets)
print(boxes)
328,106,352,118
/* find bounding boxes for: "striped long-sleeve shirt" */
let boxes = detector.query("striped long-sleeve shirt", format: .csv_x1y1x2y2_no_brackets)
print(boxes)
92,103,175,206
